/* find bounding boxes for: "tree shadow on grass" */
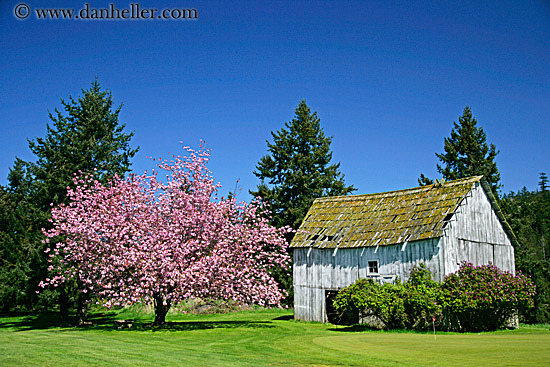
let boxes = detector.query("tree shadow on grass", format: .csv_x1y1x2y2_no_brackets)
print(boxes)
0,312,74,331
0,311,275,332
94,320,276,332
272,314,294,321
327,324,383,333
0,310,118,331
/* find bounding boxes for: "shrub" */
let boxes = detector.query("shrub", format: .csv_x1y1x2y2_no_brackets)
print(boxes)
332,262,536,332
441,262,536,331
333,278,407,329
331,280,362,325
403,263,443,330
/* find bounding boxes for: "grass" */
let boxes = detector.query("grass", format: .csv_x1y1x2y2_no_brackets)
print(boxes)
1,308,549,366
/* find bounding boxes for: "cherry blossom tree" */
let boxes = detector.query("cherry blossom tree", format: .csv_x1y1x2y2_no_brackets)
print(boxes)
40,143,291,325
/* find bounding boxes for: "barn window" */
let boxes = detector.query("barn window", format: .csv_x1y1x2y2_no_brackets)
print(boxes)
368,260,379,274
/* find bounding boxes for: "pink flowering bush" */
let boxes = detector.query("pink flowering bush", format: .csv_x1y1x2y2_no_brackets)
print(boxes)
333,262,535,332
441,262,536,331
40,143,291,324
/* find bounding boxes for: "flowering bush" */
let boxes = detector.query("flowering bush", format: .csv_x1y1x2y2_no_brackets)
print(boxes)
441,262,536,331
333,262,535,331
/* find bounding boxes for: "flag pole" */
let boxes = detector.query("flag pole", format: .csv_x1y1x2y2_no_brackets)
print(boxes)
432,317,436,341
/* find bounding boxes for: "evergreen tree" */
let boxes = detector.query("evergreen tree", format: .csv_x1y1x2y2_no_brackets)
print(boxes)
418,173,434,186
251,100,355,230
0,80,138,320
419,107,500,196
539,172,548,192
251,100,355,303
501,183,550,323
0,159,47,313
28,79,139,210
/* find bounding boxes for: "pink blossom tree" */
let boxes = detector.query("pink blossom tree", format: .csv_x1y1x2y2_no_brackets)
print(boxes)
40,143,291,325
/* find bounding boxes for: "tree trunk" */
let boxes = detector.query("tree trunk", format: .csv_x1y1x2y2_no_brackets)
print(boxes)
76,293,88,326
59,290,69,325
153,294,171,325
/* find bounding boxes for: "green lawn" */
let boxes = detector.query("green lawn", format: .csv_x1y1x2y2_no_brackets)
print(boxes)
1,308,549,366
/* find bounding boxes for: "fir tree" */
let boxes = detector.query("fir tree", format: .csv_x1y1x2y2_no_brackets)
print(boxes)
418,173,434,186
501,180,550,323
0,159,48,313
28,79,139,209
251,100,355,303
419,107,500,196
251,100,355,230
0,80,138,320
539,172,548,192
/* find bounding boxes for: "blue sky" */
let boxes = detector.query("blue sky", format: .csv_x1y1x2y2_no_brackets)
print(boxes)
1,0,549,200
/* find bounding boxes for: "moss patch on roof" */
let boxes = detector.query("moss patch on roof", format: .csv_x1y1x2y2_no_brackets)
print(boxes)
290,176,483,249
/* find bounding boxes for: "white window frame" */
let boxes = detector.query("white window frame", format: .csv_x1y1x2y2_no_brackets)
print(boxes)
367,260,379,275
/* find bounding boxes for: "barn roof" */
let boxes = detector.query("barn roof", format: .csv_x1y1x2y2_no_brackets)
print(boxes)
290,176,516,249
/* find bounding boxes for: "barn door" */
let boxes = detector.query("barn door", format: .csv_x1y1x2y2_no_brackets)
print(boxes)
325,290,339,324
325,289,359,325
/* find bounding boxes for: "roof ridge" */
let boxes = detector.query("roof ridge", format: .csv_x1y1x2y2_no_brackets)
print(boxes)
291,175,487,249
314,175,483,203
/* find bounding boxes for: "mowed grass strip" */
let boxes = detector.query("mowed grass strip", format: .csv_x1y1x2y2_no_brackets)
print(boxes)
1,309,549,366
312,330,550,366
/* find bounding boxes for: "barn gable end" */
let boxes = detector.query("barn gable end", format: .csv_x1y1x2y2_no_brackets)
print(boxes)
290,176,516,323
442,180,515,275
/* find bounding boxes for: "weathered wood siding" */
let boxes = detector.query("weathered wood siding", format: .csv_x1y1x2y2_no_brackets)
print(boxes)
442,182,515,275
293,238,443,322
293,182,516,323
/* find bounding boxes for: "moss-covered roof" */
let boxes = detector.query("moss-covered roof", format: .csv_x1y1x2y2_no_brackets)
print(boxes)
291,176,498,249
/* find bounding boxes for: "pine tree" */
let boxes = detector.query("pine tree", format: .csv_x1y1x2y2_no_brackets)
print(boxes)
251,100,355,303
539,172,548,192
28,79,139,210
418,173,434,186
251,100,355,230
419,107,500,196
0,159,47,313
0,80,138,320
501,181,550,323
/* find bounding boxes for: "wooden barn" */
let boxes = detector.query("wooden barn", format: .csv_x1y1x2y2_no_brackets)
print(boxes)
290,176,516,323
